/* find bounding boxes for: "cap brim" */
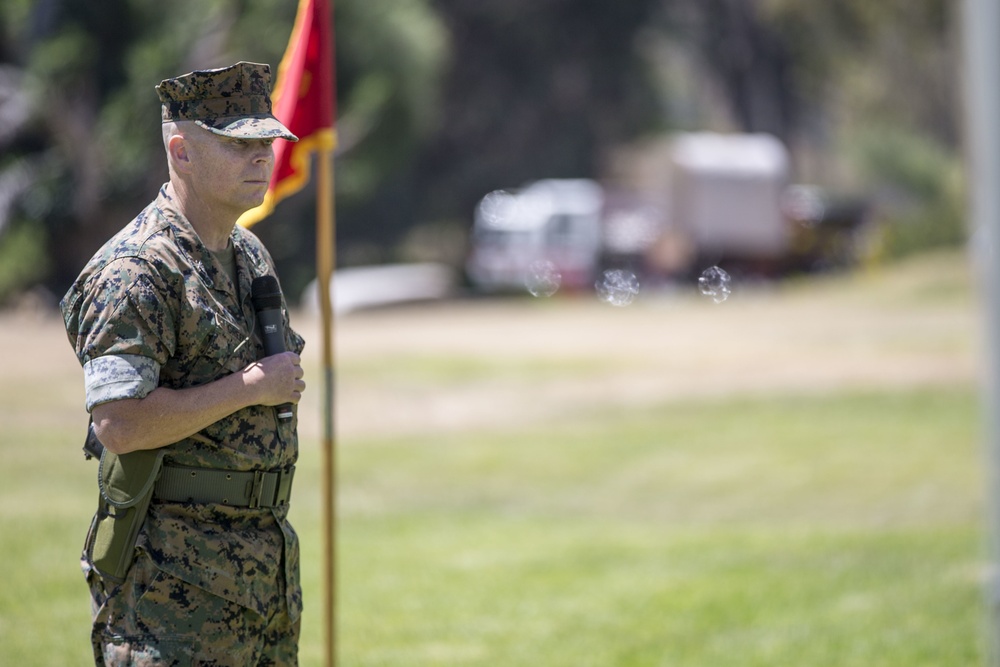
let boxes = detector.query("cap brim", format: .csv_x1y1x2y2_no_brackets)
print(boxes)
196,115,298,142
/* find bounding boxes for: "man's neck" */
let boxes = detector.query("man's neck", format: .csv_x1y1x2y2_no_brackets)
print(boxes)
166,181,237,252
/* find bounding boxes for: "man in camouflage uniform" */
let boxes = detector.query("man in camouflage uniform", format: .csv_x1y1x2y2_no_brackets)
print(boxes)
61,61,307,666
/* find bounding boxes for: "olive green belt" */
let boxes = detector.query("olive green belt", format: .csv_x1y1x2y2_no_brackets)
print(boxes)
153,465,295,508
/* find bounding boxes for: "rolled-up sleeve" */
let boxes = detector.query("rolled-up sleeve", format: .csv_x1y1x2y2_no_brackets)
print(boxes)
63,256,176,414
83,353,160,411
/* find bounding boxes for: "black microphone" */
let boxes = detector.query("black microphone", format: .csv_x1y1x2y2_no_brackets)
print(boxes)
251,275,294,421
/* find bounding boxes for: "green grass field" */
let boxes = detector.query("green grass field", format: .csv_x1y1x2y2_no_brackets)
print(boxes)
0,251,988,665
320,389,984,666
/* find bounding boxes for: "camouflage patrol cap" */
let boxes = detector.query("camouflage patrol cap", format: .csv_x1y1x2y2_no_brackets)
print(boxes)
156,61,298,142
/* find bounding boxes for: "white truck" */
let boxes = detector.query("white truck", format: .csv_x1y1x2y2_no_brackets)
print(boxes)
465,178,605,292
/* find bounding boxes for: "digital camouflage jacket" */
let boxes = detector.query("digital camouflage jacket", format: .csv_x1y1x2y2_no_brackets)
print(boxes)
61,184,305,620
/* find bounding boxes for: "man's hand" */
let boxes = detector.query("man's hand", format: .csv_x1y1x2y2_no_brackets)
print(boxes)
240,351,306,408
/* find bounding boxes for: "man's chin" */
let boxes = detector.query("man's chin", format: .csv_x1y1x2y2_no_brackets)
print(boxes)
232,198,268,224
245,188,269,209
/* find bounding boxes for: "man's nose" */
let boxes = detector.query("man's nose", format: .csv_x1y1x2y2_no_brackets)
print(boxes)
253,143,275,163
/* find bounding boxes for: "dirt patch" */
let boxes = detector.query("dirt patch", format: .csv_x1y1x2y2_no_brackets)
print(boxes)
299,263,981,440
15,255,981,443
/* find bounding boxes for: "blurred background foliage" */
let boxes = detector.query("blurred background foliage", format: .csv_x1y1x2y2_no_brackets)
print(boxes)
0,0,962,306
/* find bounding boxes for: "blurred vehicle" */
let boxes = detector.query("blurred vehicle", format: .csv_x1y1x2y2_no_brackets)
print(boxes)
667,133,874,276
466,133,873,293
465,178,604,292
668,132,789,274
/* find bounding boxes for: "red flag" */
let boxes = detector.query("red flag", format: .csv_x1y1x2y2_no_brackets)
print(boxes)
239,0,335,227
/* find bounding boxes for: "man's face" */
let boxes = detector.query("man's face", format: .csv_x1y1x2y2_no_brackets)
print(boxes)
182,127,275,214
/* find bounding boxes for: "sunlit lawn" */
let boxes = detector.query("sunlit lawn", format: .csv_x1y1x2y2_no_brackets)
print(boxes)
305,388,982,666
0,382,983,666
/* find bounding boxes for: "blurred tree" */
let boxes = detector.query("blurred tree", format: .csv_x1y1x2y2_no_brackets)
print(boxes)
678,0,957,175
326,0,448,264
396,0,664,261
673,0,799,141
755,0,962,256
0,0,965,305
0,0,297,304
643,0,963,261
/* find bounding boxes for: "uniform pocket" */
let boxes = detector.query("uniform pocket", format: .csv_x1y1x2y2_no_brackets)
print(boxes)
98,553,196,667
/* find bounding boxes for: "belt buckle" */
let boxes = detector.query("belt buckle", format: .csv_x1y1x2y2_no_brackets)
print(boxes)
248,470,265,509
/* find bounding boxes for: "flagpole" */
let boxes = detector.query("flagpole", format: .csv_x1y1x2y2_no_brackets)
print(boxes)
316,144,337,667
237,0,336,656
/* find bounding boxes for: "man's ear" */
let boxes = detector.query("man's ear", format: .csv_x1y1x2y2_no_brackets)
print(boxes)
168,134,193,174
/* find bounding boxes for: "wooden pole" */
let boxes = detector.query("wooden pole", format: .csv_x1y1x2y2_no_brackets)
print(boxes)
315,146,337,667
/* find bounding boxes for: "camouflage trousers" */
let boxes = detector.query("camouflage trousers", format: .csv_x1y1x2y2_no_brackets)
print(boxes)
87,550,299,666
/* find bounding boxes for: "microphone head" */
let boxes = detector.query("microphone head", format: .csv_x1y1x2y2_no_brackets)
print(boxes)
251,275,282,310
